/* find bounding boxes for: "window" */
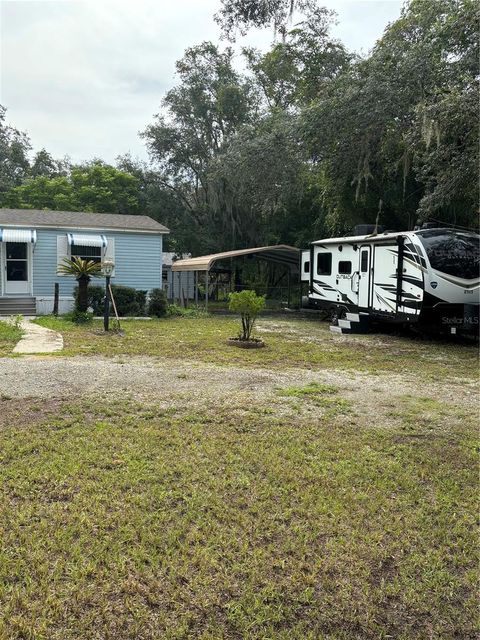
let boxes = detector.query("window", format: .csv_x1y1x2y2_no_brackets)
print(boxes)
360,250,369,273
338,260,352,274
304,260,310,273
70,244,102,263
5,242,28,281
417,230,479,279
317,252,332,275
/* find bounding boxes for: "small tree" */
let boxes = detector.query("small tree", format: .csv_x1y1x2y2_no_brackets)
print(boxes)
58,257,102,312
228,290,265,341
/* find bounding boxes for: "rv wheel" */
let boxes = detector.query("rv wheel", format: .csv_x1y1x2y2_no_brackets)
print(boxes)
330,307,347,326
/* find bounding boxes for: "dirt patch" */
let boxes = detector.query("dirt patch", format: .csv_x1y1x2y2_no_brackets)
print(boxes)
0,355,476,431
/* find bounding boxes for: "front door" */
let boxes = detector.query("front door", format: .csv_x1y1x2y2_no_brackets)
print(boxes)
358,246,371,308
4,242,30,295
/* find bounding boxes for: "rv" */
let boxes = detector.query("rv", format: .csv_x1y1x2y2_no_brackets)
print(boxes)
301,226,479,335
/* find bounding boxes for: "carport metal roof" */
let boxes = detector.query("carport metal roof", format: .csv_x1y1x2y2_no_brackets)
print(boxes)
171,244,300,272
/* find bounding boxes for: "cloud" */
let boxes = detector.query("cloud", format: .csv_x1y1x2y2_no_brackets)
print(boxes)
0,0,403,164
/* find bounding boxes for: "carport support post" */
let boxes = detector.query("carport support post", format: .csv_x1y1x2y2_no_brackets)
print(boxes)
177,271,181,306
205,270,209,311
287,268,291,308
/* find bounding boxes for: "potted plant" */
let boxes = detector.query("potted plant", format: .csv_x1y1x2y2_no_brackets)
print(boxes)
227,290,266,348
58,257,102,313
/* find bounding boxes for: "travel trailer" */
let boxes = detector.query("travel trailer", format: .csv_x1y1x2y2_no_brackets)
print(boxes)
301,225,479,335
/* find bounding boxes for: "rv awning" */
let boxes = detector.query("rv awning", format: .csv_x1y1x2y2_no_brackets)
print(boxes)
171,244,300,272
67,233,108,248
0,228,37,243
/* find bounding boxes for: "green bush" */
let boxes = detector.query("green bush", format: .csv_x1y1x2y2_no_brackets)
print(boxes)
75,285,105,315
166,304,208,318
110,285,146,317
148,289,167,317
228,290,266,340
66,310,94,325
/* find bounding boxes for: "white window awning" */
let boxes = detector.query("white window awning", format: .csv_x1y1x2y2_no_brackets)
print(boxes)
0,228,37,243
67,233,108,248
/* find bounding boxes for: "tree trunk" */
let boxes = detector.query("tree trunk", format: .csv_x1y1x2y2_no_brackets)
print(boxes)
76,275,91,312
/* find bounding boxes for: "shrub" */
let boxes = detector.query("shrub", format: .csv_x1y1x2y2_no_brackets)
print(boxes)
58,257,102,312
66,310,94,325
110,285,146,317
148,288,167,317
228,290,266,341
74,285,105,315
166,304,208,318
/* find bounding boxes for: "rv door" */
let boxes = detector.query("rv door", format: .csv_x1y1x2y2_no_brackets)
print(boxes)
358,246,371,308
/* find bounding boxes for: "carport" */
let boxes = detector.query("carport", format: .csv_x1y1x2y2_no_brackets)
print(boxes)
171,244,300,309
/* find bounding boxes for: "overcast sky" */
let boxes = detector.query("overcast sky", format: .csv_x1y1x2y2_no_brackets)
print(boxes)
0,0,404,165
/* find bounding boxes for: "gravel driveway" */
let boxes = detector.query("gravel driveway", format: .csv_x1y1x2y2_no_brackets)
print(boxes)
0,356,476,414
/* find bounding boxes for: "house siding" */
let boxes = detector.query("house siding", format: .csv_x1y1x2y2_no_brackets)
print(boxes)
31,229,163,298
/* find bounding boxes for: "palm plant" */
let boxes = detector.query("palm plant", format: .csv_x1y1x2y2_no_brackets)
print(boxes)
58,257,102,312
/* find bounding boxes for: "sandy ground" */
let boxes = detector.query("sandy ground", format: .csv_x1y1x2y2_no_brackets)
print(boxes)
0,355,476,419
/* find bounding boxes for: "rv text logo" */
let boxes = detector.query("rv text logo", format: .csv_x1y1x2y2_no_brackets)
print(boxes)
430,281,438,289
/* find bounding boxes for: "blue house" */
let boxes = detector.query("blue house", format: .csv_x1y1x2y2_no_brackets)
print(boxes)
0,209,169,315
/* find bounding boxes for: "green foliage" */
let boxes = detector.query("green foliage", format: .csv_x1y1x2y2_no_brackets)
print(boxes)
0,318,23,357
166,304,208,318
0,105,31,197
147,288,167,317
2,162,141,213
58,258,102,313
228,289,266,340
58,257,102,279
74,285,105,315
215,0,316,38
1,0,478,266
66,310,94,325
110,285,147,317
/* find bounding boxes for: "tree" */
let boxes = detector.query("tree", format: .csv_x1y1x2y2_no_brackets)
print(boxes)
2,162,141,214
244,7,351,109
69,162,140,213
215,0,316,39
228,290,266,341
0,105,31,198
116,154,197,254
207,113,306,246
143,42,257,251
57,257,102,312
302,0,479,232
30,149,60,177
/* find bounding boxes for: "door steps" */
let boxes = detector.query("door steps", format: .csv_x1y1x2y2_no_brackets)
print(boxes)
330,311,370,335
0,297,37,316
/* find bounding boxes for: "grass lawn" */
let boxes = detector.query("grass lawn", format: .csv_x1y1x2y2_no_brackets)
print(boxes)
1,315,478,638
0,320,22,357
35,314,478,380
0,390,477,639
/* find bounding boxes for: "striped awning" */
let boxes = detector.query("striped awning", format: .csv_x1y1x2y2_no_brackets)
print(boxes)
67,233,108,248
0,228,37,243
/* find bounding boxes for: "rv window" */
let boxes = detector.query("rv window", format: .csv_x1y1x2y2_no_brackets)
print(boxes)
338,261,352,274
360,250,369,272
317,252,332,275
417,230,479,279
304,260,310,273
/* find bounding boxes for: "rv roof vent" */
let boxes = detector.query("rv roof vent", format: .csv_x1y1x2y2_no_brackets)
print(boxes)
353,224,385,236
421,222,437,229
